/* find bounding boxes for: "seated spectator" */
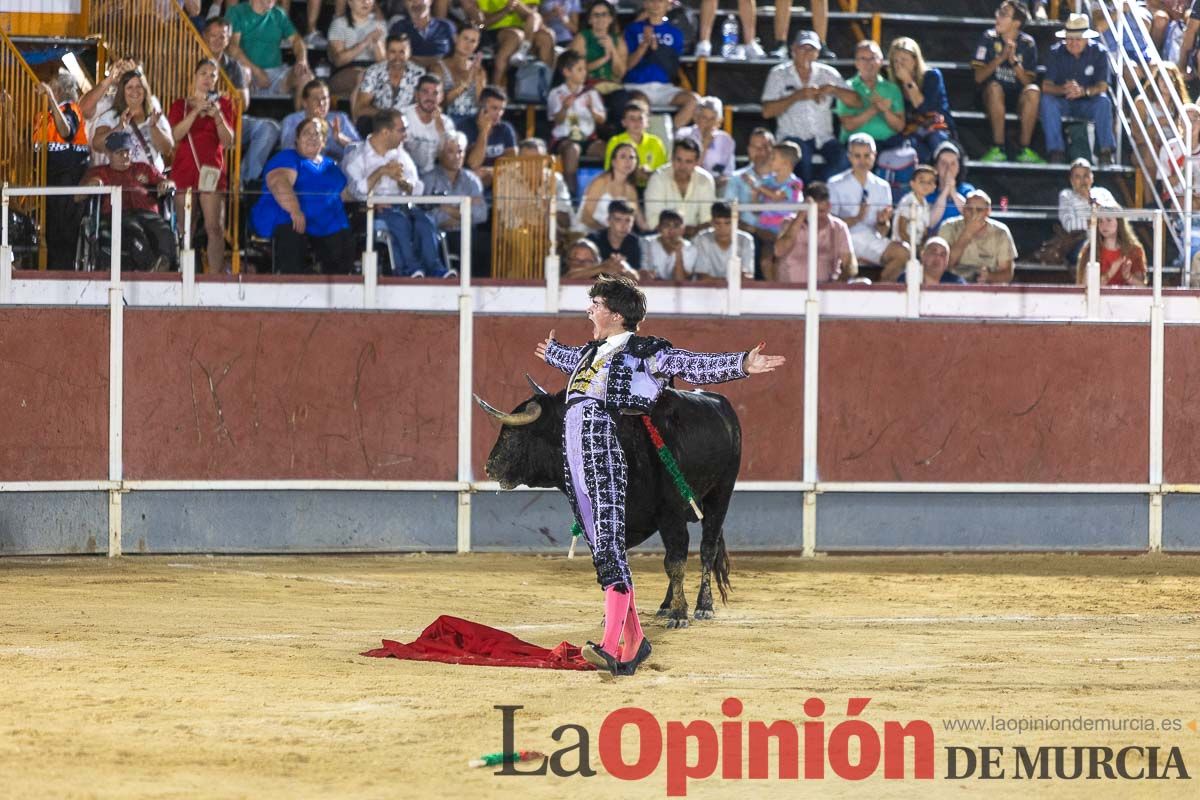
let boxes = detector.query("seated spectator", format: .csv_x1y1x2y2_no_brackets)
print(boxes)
37,73,91,269
973,1,1043,164
752,142,805,237
676,97,735,186
829,133,909,281
571,1,627,87
462,0,555,86
927,141,974,233
460,85,519,189
887,37,956,163
78,130,177,271
761,29,854,184
622,0,697,128
1134,61,1190,177
1156,102,1200,206
1092,2,1158,69
518,137,573,232
769,1,833,60
645,138,716,233
640,209,697,281
1047,157,1117,267
327,0,389,96
251,117,354,274
390,0,457,68
898,236,966,285
543,0,582,48
603,102,668,182
201,17,281,186
227,0,312,98
351,34,427,130
940,190,1018,283
421,130,489,270
892,164,937,247
1074,204,1147,286
404,74,456,174
344,109,451,277
169,59,236,274
437,26,486,128
587,198,642,271
1178,1,1200,75
281,80,362,160
836,40,905,151
563,236,640,280
1150,1,1189,61
693,202,755,281
577,141,646,232
1040,13,1115,165
773,181,856,283
548,51,607,197
722,127,775,275
91,69,174,174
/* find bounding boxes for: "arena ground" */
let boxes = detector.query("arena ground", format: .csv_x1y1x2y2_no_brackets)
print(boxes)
2,551,1199,798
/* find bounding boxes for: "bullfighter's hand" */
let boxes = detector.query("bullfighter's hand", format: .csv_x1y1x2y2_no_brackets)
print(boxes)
745,342,785,374
535,329,556,362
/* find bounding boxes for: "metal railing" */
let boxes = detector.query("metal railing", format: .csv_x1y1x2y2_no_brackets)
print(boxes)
0,26,47,265
87,0,244,272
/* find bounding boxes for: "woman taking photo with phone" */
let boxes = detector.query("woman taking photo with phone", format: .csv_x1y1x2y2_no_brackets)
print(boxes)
169,58,235,274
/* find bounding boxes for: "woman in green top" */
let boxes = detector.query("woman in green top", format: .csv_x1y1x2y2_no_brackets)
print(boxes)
571,1,627,86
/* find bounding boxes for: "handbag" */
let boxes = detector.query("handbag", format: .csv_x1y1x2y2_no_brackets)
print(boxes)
902,111,949,138
186,130,221,193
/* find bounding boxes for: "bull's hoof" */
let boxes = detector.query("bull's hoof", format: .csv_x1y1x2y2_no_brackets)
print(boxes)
665,616,690,629
656,608,671,618
693,608,715,620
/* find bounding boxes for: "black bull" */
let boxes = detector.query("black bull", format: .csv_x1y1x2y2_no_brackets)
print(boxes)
477,381,741,627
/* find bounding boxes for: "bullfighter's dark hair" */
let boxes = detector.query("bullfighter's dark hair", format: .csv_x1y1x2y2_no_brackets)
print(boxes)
590,274,646,331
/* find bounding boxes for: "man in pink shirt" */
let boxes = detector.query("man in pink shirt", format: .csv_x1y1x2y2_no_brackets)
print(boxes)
773,181,857,283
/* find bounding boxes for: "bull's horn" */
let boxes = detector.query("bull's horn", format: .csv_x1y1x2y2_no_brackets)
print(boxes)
525,374,549,396
473,394,543,426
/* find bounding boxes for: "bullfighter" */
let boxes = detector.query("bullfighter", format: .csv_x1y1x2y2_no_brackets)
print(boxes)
535,275,785,676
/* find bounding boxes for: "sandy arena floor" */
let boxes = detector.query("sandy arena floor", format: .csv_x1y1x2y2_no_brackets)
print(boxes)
1,552,1199,799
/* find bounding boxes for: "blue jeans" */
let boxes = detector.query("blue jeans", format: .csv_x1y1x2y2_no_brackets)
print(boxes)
380,206,446,277
1039,94,1115,155
787,136,849,185
241,116,281,185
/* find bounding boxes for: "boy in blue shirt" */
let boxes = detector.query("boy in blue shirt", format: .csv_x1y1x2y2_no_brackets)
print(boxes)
623,0,697,127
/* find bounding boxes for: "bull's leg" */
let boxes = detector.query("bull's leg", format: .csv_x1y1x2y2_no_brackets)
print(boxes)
656,518,690,628
695,480,734,620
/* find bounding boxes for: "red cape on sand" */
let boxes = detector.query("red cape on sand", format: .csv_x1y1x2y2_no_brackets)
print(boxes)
362,615,596,670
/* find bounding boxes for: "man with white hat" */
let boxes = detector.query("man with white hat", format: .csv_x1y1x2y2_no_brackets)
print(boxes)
1039,11,1115,165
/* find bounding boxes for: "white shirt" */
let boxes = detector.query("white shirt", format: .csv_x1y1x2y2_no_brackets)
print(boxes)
761,60,848,146
547,83,605,140
692,229,755,279
641,234,698,279
644,165,716,229
828,169,893,236
1057,186,1118,232
341,137,425,201
402,104,454,175
892,191,931,243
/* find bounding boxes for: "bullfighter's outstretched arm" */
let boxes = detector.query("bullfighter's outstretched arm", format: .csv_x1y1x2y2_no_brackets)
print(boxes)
653,343,786,385
537,329,585,374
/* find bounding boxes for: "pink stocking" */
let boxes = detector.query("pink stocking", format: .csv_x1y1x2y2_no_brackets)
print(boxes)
600,585,631,655
619,587,644,662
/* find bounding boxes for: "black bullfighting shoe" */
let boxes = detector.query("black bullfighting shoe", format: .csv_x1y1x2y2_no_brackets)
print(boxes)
582,641,622,675
617,638,652,676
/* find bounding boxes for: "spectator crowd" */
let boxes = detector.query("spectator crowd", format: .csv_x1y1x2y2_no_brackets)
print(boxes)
34,0,1191,288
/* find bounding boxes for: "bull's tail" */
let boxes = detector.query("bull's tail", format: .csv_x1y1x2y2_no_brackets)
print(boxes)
715,533,732,605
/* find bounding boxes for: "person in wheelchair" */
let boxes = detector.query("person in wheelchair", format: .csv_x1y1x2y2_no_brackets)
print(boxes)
78,130,177,272
250,117,355,274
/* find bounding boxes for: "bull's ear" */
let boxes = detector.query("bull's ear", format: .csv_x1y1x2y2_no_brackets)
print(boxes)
525,374,549,396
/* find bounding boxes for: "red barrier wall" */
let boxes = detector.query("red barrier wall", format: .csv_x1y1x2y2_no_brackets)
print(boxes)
1164,326,1200,482
819,320,1149,483
472,315,805,481
0,309,108,481
123,310,459,480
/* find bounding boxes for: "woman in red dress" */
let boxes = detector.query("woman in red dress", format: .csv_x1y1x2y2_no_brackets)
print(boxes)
169,58,235,274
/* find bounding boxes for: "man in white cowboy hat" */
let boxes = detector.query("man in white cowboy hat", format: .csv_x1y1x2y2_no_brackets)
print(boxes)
1039,11,1115,165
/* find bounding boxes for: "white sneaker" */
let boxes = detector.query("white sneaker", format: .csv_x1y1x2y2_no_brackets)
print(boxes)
303,31,328,49
731,44,746,60
769,43,788,60
694,40,712,58
510,41,531,67
744,40,766,59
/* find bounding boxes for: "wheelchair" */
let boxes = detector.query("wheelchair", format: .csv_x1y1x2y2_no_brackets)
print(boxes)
74,187,177,272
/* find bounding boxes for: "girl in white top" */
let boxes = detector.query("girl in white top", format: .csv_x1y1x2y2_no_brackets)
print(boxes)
91,69,174,174
548,51,607,199
576,141,646,232
892,164,936,246
327,0,389,95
